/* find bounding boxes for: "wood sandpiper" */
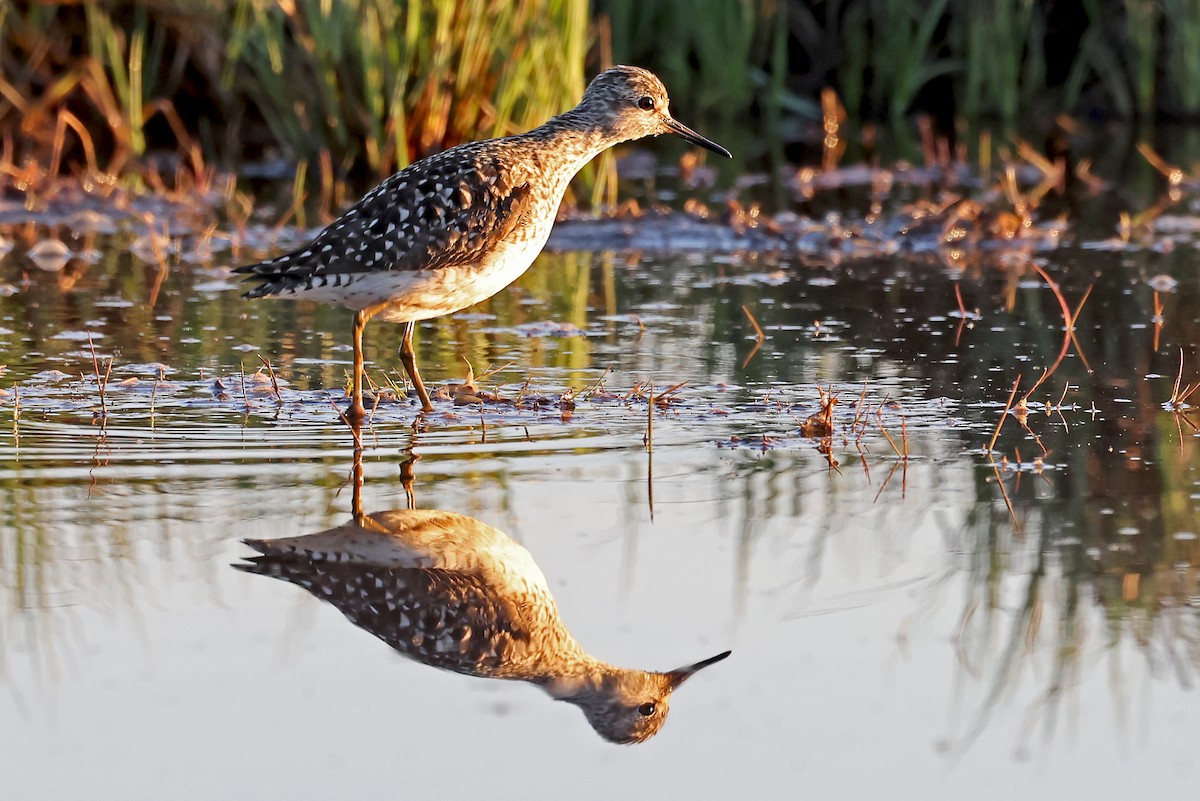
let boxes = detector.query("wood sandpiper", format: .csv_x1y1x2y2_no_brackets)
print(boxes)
238,508,730,743
235,66,731,420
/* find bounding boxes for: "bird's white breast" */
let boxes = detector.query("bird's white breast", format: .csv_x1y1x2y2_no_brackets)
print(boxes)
283,227,551,321
376,231,550,322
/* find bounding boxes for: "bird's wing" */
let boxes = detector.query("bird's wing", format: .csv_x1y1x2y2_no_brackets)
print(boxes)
235,145,533,296
236,559,537,675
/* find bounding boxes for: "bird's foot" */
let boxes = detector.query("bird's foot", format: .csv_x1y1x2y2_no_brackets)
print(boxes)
343,400,368,425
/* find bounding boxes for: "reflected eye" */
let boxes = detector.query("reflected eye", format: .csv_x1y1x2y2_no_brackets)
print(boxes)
637,96,655,111
638,702,656,716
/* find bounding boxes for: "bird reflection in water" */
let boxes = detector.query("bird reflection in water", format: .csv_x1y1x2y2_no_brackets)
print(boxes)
237,449,729,744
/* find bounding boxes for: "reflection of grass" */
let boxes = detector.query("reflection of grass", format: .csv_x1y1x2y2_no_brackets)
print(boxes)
942,407,1200,754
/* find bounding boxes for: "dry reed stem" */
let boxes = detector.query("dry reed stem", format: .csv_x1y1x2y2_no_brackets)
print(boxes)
478,361,515,381
51,109,100,182
878,419,902,458
1153,291,1165,351
740,304,766,369
256,354,283,403
874,462,900,503
988,454,1023,535
654,380,689,405
1068,284,1093,372
87,333,111,419
821,87,847,171
1013,448,1023,493
579,366,613,400
851,379,870,432
855,440,872,484
988,375,1022,452
149,366,162,429
1169,348,1199,407
646,382,655,521
330,399,362,450
145,218,170,306
1172,409,1200,451
1024,264,1075,399
1050,381,1072,432
239,362,251,411
1136,142,1185,184
644,382,654,451
1056,381,1070,408
369,387,382,422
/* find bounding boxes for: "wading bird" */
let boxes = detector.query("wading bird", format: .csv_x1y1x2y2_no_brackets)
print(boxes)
236,66,730,419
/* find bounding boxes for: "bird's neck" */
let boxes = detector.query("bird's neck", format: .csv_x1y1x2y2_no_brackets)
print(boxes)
537,657,634,702
519,108,619,173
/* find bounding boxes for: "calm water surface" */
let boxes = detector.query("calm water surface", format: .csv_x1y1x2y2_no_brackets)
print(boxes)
1,223,1199,797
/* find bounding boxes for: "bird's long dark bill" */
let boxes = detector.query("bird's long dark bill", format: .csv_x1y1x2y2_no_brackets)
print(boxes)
666,649,732,689
665,118,732,158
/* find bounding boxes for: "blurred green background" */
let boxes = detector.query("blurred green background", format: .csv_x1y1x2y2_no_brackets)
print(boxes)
2,0,1199,181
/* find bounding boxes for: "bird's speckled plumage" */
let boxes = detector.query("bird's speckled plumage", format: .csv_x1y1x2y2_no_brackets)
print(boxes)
233,66,730,416
237,507,730,744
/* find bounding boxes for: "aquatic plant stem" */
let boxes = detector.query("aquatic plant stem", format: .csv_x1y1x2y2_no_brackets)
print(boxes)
988,376,1022,453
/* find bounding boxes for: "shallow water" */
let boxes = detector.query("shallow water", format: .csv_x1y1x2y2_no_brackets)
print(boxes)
2,216,1199,797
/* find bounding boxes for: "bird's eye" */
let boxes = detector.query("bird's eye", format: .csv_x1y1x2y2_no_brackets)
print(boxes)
638,702,656,716
637,96,655,111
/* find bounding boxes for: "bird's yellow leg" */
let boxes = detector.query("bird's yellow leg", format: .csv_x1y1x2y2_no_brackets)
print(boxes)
400,321,434,412
347,309,370,423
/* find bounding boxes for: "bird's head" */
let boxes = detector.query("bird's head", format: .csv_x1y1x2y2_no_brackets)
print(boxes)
576,65,732,158
553,649,731,744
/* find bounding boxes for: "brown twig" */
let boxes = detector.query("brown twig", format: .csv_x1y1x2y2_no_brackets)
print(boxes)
257,354,283,403
149,366,162,429
851,379,871,434
1153,290,1165,352
87,333,112,420
740,304,765,369
654,380,689,405
878,419,903,458
1025,264,1072,399
1137,142,1184,184
987,375,1022,452
988,454,1023,535
1169,348,1199,408
239,362,253,411
646,383,655,521
579,367,613,400
874,462,900,503
330,398,362,449
1068,284,1093,372
644,382,654,451
855,440,872,484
